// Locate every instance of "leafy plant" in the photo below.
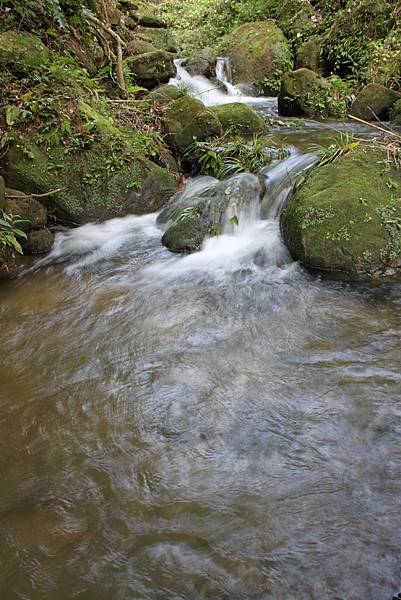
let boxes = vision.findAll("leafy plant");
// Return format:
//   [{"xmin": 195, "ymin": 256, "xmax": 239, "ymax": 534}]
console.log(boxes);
[{"xmin": 0, "ymin": 211, "xmax": 28, "ymax": 255}]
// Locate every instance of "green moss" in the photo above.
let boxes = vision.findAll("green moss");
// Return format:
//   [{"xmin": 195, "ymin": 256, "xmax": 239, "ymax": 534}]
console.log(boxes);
[
  {"xmin": 162, "ymin": 216, "xmax": 208, "ymax": 253},
  {"xmin": 0, "ymin": 30, "xmax": 49, "ymax": 75},
  {"xmin": 281, "ymin": 146, "xmax": 401, "ymax": 280},
  {"xmin": 6, "ymin": 191, "xmax": 47, "ymax": 232},
  {"xmin": 210, "ymin": 103, "xmax": 267, "ymax": 135},
  {"xmin": 350, "ymin": 84, "xmax": 401, "ymax": 121},
  {"xmin": 219, "ymin": 21, "xmax": 293, "ymax": 95},
  {"xmin": 164, "ymin": 96, "xmax": 222, "ymax": 154}
]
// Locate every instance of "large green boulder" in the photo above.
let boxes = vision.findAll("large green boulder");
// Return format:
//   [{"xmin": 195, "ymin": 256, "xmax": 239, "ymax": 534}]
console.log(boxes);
[
  {"xmin": 210, "ymin": 103, "xmax": 267, "ymax": 135},
  {"xmin": 281, "ymin": 146, "xmax": 401, "ymax": 281},
  {"xmin": 0, "ymin": 31, "xmax": 49, "ymax": 76},
  {"xmin": 296, "ymin": 37, "xmax": 325, "ymax": 75},
  {"xmin": 278, "ymin": 68, "xmax": 336, "ymax": 118},
  {"xmin": 164, "ymin": 96, "xmax": 222, "ymax": 154},
  {"xmin": 3, "ymin": 140, "xmax": 176, "ymax": 223},
  {"xmin": 5, "ymin": 189, "xmax": 47, "ymax": 232},
  {"xmin": 159, "ymin": 173, "xmax": 262, "ymax": 253},
  {"xmin": 124, "ymin": 50, "xmax": 175, "ymax": 87},
  {"xmin": 278, "ymin": 0, "xmax": 315, "ymax": 44},
  {"xmin": 185, "ymin": 48, "xmax": 216, "ymax": 77},
  {"xmin": 126, "ymin": 39, "xmax": 157, "ymax": 56},
  {"xmin": 390, "ymin": 99, "xmax": 401, "ymax": 125},
  {"xmin": 137, "ymin": 27, "xmax": 176, "ymax": 53},
  {"xmin": 218, "ymin": 21, "xmax": 293, "ymax": 95},
  {"xmin": 350, "ymin": 84, "xmax": 401, "ymax": 121}
]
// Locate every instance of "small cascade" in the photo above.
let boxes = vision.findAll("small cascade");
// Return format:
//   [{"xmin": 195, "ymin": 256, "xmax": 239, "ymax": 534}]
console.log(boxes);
[
  {"xmin": 215, "ymin": 57, "xmax": 241, "ymax": 97},
  {"xmin": 169, "ymin": 58, "xmax": 278, "ymax": 113}
]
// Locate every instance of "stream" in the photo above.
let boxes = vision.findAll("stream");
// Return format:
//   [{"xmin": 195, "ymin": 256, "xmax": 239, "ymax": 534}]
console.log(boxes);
[{"xmin": 1, "ymin": 64, "xmax": 401, "ymax": 600}]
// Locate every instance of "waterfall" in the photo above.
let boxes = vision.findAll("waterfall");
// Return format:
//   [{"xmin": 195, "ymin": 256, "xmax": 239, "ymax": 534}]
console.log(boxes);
[
  {"xmin": 215, "ymin": 57, "xmax": 241, "ymax": 97},
  {"xmin": 169, "ymin": 58, "xmax": 278, "ymax": 114}
]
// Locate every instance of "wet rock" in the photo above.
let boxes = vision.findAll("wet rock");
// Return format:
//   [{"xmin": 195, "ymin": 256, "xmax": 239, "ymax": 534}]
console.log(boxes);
[
  {"xmin": 124, "ymin": 50, "xmax": 176, "ymax": 87},
  {"xmin": 22, "ymin": 229, "xmax": 54, "ymax": 255},
  {"xmin": 0, "ymin": 30, "xmax": 49, "ymax": 76},
  {"xmin": 163, "ymin": 96, "xmax": 222, "ymax": 154},
  {"xmin": 219, "ymin": 21, "xmax": 292, "ymax": 95},
  {"xmin": 185, "ymin": 48, "xmax": 216, "ymax": 77},
  {"xmin": 350, "ymin": 84, "xmax": 401, "ymax": 121},
  {"xmin": 281, "ymin": 146, "xmax": 401, "ymax": 281},
  {"xmin": 159, "ymin": 173, "xmax": 262, "ymax": 253},
  {"xmin": 210, "ymin": 103, "xmax": 267, "ymax": 135},
  {"xmin": 296, "ymin": 37, "xmax": 325, "ymax": 75}
]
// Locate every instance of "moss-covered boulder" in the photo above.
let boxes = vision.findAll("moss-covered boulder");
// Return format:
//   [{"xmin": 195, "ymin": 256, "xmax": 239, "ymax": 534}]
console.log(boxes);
[
  {"xmin": 5, "ymin": 189, "xmax": 47, "ymax": 232},
  {"xmin": 278, "ymin": 68, "xmax": 332, "ymax": 118},
  {"xmin": 164, "ymin": 96, "xmax": 222, "ymax": 154},
  {"xmin": 136, "ymin": 14, "xmax": 167, "ymax": 28},
  {"xmin": 149, "ymin": 84, "xmax": 185, "ymax": 104},
  {"xmin": 0, "ymin": 31, "xmax": 49, "ymax": 76},
  {"xmin": 159, "ymin": 173, "xmax": 262, "ymax": 253},
  {"xmin": 219, "ymin": 21, "xmax": 292, "ymax": 95},
  {"xmin": 3, "ymin": 139, "xmax": 176, "ymax": 223},
  {"xmin": 281, "ymin": 146, "xmax": 401, "ymax": 281},
  {"xmin": 210, "ymin": 103, "xmax": 267, "ymax": 135},
  {"xmin": 296, "ymin": 37, "xmax": 325, "ymax": 75},
  {"xmin": 278, "ymin": 0, "xmax": 315, "ymax": 44},
  {"xmin": 137, "ymin": 27, "xmax": 176, "ymax": 53},
  {"xmin": 390, "ymin": 99, "xmax": 401, "ymax": 125},
  {"xmin": 124, "ymin": 50, "xmax": 175, "ymax": 87},
  {"xmin": 350, "ymin": 84, "xmax": 401, "ymax": 121},
  {"xmin": 22, "ymin": 229, "xmax": 54, "ymax": 255}
]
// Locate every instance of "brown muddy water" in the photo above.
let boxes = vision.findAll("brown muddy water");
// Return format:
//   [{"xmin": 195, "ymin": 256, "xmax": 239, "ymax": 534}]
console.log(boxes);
[{"xmin": 0, "ymin": 122, "xmax": 401, "ymax": 600}]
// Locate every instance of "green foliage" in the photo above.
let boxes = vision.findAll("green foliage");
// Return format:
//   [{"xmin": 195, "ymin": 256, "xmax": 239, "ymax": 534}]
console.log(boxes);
[
  {"xmin": 0, "ymin": 210, "xmax": 28, "ymax": 255},
  {"xmin": 184, "ymin": 135, "xmax": 288, "ymax": 178}
]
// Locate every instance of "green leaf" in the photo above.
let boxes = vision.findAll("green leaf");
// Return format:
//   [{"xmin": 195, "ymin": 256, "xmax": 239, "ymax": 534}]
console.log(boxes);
[
  {"xmin": 11, "ymin": 238, "xmax": 23, "ymax": 254},
  {"xmin": 5, "ymin": 106, "xmax": 21, "ymax": 127},
  {"xmin": 229, "ymin": 215, "xmax": 239, "ymax": 227}
]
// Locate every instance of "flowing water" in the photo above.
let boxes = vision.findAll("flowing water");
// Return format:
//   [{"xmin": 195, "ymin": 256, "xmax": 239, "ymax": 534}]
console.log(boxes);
[{"xmin": 1, "ymin": 69, "xmax": 401, "ymax": 600}]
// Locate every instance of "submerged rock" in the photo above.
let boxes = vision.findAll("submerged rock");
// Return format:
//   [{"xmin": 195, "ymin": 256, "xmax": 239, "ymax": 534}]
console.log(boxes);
[
  {"xmin": 219, "ymin": 21, "xmax": 292, "ymax": 95},
  {"xmin": 210, "ymin": 103, "xmax": 267, "ymax": 135},
  {"xmin": 350, "ymin": 84, "xmax": 401, "ymax": 121},
  {"xmin": 163, "ymin": 96, "xmax": 222, "ymax": 154},
  {"xmin": 281, "ymin": 146, "xmax": 401, "ymax": 281},
  {"xmin": 124, "ymin": 50, "xmax": 175, "ymax": 87},
  {"xmin": 0, "ymin": 31, "xmax": 49, "ymax": 76},
  {"xmin": 159, "ymin": 173, "xmax": 262, "ymax": 253}
]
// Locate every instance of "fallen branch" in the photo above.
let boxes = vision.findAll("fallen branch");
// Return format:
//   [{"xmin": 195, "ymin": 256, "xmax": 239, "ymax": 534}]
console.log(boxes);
[
  {"xmin": 348, "ymin": 114, "xmax": 401, "ymax": 139},
  {"xmin": 5, "ymin": 188, "xmax": 65, "ymax": 200}
]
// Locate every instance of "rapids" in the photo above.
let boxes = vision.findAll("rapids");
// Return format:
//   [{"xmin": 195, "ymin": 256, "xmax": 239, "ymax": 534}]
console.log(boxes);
[{"xmin": 1, "ymin": 80, "xmax": 401, "ymax": 600}]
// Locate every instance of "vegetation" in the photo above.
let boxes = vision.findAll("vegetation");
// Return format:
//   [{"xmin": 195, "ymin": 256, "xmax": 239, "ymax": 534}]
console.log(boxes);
[{"xmin": 0, "ymin": 210, "xmax": 27, "ymax": 255}]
